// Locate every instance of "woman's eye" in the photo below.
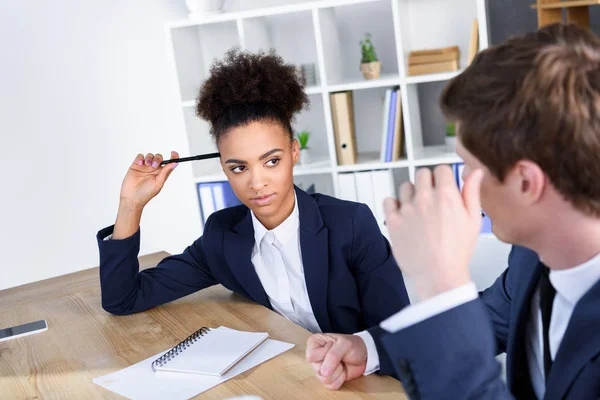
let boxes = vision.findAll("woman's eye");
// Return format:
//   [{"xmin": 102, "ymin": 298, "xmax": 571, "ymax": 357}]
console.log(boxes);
[
  {"xmin": 266, "ymin": 158, "xmax": 280, "ymax": 167},
  {"xmin": 231, "ymin": 165, "xmax": 246, "ymax": 173}
]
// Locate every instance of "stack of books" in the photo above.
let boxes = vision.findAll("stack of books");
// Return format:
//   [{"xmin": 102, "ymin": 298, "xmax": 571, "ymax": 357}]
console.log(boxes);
[{"xmin": 408, "ymin": 46, "xmax": 459, "ymax": 76}]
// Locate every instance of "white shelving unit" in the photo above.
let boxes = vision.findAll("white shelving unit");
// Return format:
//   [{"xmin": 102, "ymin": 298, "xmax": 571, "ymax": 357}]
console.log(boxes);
[{"xmin": 165, "ymin": 0, "xmax": 490, "ymax": 205}]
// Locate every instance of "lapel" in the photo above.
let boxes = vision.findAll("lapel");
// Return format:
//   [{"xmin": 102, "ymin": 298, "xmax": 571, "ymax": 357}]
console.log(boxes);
[
  {"xmin": 507, "ymin": 257, "xmax": 544, "ymax": 397},
  {"xmin": 295, "ymin": 187, "xmax": 333, "ymax": 333},
  {"xmin": 223, "ymin": 209, "xmax": 271, "ymax": 309},
  {"xmin": 545, "ymin": 278, "xmax": 600, "ymax": 399}
]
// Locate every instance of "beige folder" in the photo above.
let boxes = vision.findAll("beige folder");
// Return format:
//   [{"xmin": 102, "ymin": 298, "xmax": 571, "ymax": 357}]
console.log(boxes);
[{"xmin": 330, "ymin": 91, "xmax": 358, "ymax": 165}]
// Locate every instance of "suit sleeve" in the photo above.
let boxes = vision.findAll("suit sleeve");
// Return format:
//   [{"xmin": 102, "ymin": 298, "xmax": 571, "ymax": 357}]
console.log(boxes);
[
  {"xmin": 478, "ymin": 246, "xmax": 515, "ymax": 354},
  {"xmin": 96, "ymin": 216, "xmax": 218, "ymax": 315},
  {"xmin": 348, "ymin": 204, "xmax": 411, "ymax": 377},
  {"xmin": 380, "ymin": 299, "xmax": 514, "ymax": 400}
]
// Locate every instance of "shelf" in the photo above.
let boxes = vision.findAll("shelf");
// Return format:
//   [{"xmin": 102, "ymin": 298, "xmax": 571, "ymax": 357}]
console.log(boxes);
[
  {"xmin": 336, "ymin": 158, "xmax": 410, "ymax": 172},
  {"xmin": 336, "ymin": 151, "xmax": 409, "ymax": 172},
  {"xmin": 531, "ymin": 0, "xmax": 600, "ymax": 9},
  {"xmin": 166, "ymin": 0, "xmax": 381, "ymax": 28},
  {"xmin": 319, "ymin": 0, "xmax": 398, "ymax": 86},
  {"xmin": 404, "ymin": 69, "xmax": 464, "ymax": 85},
  {"xmin": 170, "ymin": 21, "xmax": 239, "ymax": 102},
  {"xmin": 305, "ymin": 85, "xmax": 322, "ymax": 95},
  {"xmin": 412, "ymin": 145, "xmax": 463, "ymax": 167},
  {"xmin": 293, "ymin": 158, "xmax": 332, "ymax": 176},
  {"xmin": 327, "ymin": 74, "xmax": 401, "ymax": 93}
]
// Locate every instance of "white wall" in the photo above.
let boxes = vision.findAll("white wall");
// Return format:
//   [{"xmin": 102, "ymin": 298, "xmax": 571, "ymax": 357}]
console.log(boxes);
[{"xmin": 0, "ymin": 1, "xmax": 203, "ymax": 291}]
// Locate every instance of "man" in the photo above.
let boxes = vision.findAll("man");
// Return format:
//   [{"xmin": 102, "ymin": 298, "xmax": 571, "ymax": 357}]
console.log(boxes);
[{"xmin": 305, "ymin": 23, "xmax": 600, "ymax": 399}]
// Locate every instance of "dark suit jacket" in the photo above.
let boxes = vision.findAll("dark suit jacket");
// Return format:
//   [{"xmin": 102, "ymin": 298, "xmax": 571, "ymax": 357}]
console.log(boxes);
[
  {"xmin": 379, "ymin": 246, "xmax": 600, "ymax": 399},
  {"xmin": 96, "ymin": 186, "xmax": 411, "ymax": 377}
]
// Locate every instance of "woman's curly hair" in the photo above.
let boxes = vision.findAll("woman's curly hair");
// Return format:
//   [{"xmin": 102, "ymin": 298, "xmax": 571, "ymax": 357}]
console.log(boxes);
[{"xmin": 195, "ymin": 47, "xmax": 310, "ymax": 144}]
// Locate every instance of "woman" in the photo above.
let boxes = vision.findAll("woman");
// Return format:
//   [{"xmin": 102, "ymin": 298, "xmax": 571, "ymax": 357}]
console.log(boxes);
[{"xmin": 97, "ymin": 48, "xmax": 409, "ymax": 379}]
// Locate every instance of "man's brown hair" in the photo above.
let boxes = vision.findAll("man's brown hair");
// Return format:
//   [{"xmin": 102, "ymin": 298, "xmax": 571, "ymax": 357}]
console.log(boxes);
[{"xmin": 440, "ymin": 23, "xmax": 600, "ymax": 216}]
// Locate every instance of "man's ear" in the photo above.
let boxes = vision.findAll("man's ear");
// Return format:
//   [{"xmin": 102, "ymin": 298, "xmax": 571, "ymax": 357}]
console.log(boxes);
[{"xmin": 512, "ymin": 160, "xmax": 546, "ymax": 206}]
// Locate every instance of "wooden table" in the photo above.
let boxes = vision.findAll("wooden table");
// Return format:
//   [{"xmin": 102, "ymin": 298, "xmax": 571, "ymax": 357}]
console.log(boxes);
[{"xmin": 0, "ymin": 252, "xmax": 406, "ymax": 399}]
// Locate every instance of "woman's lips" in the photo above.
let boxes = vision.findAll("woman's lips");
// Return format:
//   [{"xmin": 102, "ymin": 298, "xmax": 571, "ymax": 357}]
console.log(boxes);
[{"xmin": 251, "ymin": 193, "xmax": 275, "ymax": 206}]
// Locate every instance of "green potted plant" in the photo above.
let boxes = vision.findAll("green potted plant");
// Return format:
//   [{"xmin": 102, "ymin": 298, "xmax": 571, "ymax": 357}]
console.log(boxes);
[
  {"xmin": 445, "ymin": 122, "xmax": 457, "ymax": 152},
  {"xmin": 297, "ymin": 130, "xmax": 311, "ymax": 165},
  {"xmin": 360, "ymin": 33, "xmax": 381, "ymax": 80}
]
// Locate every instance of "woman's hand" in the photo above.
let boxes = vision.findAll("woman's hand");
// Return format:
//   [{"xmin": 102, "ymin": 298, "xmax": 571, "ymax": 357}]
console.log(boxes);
[
  {"xmin": 111, "ymin": 151, "xmax": 179, "ymax": 240},
  {"xmin": 119, "ymin": 151, "xmax": 179, "ymax": 209}
]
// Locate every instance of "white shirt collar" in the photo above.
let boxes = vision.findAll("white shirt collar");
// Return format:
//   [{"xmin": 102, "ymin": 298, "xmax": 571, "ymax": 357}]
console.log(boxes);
[
  {"xmin": 251, "ymin": 191, "xmax": 299, "ymax": 247},
  {"xmin": 549, "ymin": 251, "xmax": 600, "ymax": 306}
]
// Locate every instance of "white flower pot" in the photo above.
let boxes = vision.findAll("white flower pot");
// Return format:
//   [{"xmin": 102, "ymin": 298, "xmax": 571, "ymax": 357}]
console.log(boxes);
[
  {"xmin": 299, "ymin": 148, "xmax": 310, "ymax": 166},
  {"xmin": 186, "ymin": 0, "xmax": 224, "ymax": 15},
  {"xmin": 445, "ymin": 136, "xmax": 457, "ymax": 152}
]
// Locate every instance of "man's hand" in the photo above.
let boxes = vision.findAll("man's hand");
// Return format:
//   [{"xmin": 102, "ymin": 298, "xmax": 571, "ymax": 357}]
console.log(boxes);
[
  {"xmin": 384, "ymin": 165, "xmax": 484, "ymax": 301},
  {"xmin": 305, "ymin": 333, "xmax": 367, "ymax": 390}
]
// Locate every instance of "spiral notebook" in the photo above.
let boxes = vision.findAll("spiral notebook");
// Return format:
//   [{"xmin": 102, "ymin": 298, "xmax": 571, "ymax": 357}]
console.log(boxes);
[
  {"xmin": 93, "ymin": 326, "xmax": 294, "ymax": 400},
  {"xmin": 150, "ymin": 326, "xmax": 269, "ymax": 376}
]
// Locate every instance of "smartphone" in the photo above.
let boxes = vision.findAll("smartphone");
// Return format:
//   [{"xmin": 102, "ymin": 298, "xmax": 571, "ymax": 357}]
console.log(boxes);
[{"xmin": 0, "ymin": 320, "xmax": 48, "ymax": 343}]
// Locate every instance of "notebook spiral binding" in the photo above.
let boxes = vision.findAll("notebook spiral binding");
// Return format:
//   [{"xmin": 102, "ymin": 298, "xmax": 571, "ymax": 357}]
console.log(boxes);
[{"xmin": 151, "ymin": 326, "xmax": 211, "ymax": 372}]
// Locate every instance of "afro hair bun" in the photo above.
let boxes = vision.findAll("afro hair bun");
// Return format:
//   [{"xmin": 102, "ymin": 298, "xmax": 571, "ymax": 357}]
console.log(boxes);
[{"xmin": 195, "ymin": 47, "xmax": 310, "ymax": 132}]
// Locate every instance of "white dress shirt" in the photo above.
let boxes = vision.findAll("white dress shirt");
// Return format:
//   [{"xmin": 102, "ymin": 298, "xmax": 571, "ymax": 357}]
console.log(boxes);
[
  {"xmin": 375, "ymin": 252, "xmax": 600, "ymax": 399},
  {"xmin": 250, "ymin": 193, "xmax": 379, "ymax": 375}
]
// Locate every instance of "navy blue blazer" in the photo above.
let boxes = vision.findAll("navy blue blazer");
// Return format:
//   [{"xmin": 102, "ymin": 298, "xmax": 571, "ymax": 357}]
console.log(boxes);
[
  {"xmin": 97, "ymin": 186, "xmax": 410, "ymax": 377},
  {"xmin": 379, "ymin": 246, "xmax": 600, "ymax": 399}
]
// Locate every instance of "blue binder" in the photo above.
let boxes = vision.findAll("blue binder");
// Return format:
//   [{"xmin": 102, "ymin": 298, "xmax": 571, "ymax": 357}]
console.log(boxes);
[
  {"xmin": 196, "ymin": 181, "xmax": 242, "ymax": 223},
  {"xmin": 452, "ymin": 162, "xmax": 492, "ymax": 234}
]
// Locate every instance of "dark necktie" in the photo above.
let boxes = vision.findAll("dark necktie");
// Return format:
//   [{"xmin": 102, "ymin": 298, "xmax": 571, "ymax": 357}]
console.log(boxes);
[{"xmin": 539, "ymin": 266, "xmax": 557, "ymax": 381}]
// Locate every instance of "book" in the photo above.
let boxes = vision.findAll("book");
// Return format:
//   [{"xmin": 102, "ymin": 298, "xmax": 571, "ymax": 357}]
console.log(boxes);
[
  {"xmin": 93, "ymin": 326, "xmax": 294, "ymax": 400},
  {"xmin": 385, "ymin": 90, "xmax": 398, "ymax": 162},
  {"xmin": 407, "ymin": 46, "xmax": 460, "ymax": 76},
  {"xmin": 151, "ymin": 326, "xmax": 269, "ymax": 376},
  {"xmin": 391, "ymin": 89, "xmax": 404, "ymax": 161},
  {"xmin": 379, "ymin": 89, "xmax": 392, "ymax": 162},
  {"xmin": 409, "ymin": 51, "xmax": 459, "ymax": 65},
  {"xmin": 409, "ymin": 45, "xmax": 459, "ymax": 57},
  {"xmin": 408, "ymin": 60, "xmax": 459, "ymax": 76}
]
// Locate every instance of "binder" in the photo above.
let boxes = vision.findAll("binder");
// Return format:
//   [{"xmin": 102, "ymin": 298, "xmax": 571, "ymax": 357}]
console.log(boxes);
[
  {"xmin": 198, "ymin": 184, "xmax": 216, "ymax": 223},
  {"xmin": 371, "ymin": 170, "xmax": 395, "ymax": 238},
  {"xmin": 197, "ymin": 181, "xmax": 242, "ymax": 223},
  {"xmin": 330, "ymin": 91, "xmax": 358, "ymax": 165},
  {"xmin": 338, "ymin": 173, "xmax": 358, "ymax": 202},
  {"xmin": 452, "ymin": 162, "xmax": 492, "ymax": 234},
  {"xmin": 354, "ymin": 171, "xmax": 376, "ymax": 218}
]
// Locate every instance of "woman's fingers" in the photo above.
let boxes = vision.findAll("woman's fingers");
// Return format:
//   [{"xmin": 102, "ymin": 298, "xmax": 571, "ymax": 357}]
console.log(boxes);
[
  {"xmin": 152, "ymin": 153, "xmax": 163, "ymax": 168},
  {"xmin": 133, "ymin": 154, "xmax": 144, "ymax": 166},
  {"xmin": 144, "ymin": 153, "xmax": 154, "ymax": 166},
  {"xmin": 134, "ymin": 151, "xmax": 178, "ymax": 170}
]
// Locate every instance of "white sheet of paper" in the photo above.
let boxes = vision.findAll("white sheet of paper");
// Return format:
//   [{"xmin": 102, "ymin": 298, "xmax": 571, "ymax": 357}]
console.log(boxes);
[{"xmin": 93, "ymin": 338, "xmax": 294, "ymax": 400}]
